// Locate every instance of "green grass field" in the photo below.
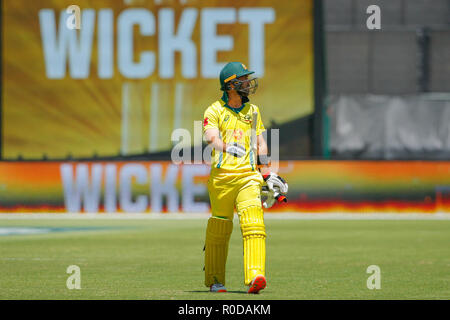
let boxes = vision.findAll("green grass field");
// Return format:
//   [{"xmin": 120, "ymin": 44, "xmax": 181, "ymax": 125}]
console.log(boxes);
[{"xmin": 0, "ymin": 217, "xmax": 449, "ymax": 300}]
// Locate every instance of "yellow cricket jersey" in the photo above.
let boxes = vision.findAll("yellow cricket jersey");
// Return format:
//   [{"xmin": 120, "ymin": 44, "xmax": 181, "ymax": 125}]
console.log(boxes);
[{"xmin": 203, "ymin": 98, "xmax": 265, "ymax": 172}]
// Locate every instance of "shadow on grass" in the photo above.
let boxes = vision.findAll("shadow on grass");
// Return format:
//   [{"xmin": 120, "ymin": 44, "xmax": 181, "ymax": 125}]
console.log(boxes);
[{"xmin": 185, "ymin": 290, "xmax": 248, "ymax": 294}]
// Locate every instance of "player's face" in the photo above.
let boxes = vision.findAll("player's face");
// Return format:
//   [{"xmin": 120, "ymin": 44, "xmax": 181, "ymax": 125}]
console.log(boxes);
[
  {"xmin": 238, "ymin": 75, "xmax": 249, "ymax": 88},
  {"xmin": 235, "ymin": 75, "xmax": 258, "ymax": 96}
]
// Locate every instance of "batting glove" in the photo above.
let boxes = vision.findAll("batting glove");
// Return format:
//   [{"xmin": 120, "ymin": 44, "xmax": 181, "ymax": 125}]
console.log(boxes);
[
  {"xmin": 262, "ymin": 172, "xmax": 288, "ymax": 195},
  {"xmin": 261, "ymin": 185, "xmax": 287, "ymax": 209}
]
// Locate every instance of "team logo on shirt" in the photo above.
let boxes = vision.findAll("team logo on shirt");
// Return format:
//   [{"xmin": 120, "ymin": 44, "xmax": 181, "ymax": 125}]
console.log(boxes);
[
  {"xmin": 233, "ymin": 129, "xmax": 243, "ymax": 141},
  {"xmin": 224, "ymin": 115, "xmax": 230, "ymax": 122},
  {"xmin": 244, "ymin": 114, "xmax": 252, "ymax": 123}
]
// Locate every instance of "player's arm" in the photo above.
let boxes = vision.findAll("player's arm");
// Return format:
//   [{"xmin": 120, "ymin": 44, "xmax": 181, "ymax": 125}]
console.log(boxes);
[
  {"xmin": 256, "ymin": 133, "xmax": 288, "ymax": 208},
  {"xmin": 204, "ymin": 128, "xmax": 226, "ymax": 152},
  {"xmin": 253, "ymin": 109, "xmax": 288, "ymax": 193},
  {"xmin": 257, "ymin": 133, "xmax": 270, "ymax": 176},
  {"xmin": 204, "ymin": 128, "xmax": 246, "ymax": 158},
  {"xmin": 256, "ymin": 134, "xmax": 286, "ymax": 186}
]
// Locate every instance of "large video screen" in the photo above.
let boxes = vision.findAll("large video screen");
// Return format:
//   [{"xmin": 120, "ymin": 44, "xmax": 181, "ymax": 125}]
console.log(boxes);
[{"xmin": 2, "ymin": 0, "xmax": 314, "ymax": 159}]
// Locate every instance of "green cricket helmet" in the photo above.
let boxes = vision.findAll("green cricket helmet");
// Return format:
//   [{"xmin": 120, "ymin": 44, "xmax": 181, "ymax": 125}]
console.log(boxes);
[{"xmin": 219, "ymin": 62, "xmax": 258, "ymax": 96}]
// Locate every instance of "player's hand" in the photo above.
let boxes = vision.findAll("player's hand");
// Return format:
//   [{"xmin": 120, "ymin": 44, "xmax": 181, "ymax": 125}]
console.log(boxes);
[
  {"xmin": 262, "ymin": 172, "xmax": 288, "ymax": 195},
  {"xmin": 261, "ymin": 185, "xmax": 287, "ymax": 208},
  {"xmin": 225, "ymin": 142, "xmax": 246, "ymax": 158}
]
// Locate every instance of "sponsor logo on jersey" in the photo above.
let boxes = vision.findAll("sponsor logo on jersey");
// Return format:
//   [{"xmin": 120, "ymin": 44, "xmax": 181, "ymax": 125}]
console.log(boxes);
[{"xmin": 233, "ymin": 129, "xmax": 243, "ymax": 141}]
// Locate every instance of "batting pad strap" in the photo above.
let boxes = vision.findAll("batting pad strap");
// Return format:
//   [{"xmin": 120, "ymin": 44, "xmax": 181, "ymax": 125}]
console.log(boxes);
[
  {"xmin": 239, "ymin": 206, "xmax": 266, "ymax": 238},
  {"xmin": 241, "ymin": 225, "xmax": 266, "ymax": 238},
  {"xmin": 236, "ymin": 198, "xmax": 262, "ymax": 213}
]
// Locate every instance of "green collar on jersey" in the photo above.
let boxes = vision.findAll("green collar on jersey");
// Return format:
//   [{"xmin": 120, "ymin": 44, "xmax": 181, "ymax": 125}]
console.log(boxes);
[{"xmin": 221, "ymin": 92, "xmax": 249, "ymax": 114}]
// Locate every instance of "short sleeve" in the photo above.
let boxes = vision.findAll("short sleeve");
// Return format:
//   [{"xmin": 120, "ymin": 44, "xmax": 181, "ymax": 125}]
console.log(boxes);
[
  {"xmin": 203, "ymin": 106, "xmax": 219, "ymax": 133},
  {"xmin": 256, "ymin": 107, "xmax": 266, "ymax": 136}
]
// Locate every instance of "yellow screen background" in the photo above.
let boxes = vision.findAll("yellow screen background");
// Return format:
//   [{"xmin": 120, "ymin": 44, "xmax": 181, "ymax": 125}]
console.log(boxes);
[{"xmin": 3, "ymin": 0, "xmax": 314, "ymax": 159}]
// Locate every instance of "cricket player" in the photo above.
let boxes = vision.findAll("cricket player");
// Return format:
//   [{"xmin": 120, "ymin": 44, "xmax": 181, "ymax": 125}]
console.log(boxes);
[{"xmin": 203, "ymin": 62, "xmax": 288, "ymax": 294}]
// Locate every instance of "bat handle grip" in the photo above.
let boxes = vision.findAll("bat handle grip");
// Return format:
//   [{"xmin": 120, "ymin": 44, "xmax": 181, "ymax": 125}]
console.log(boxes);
[{"xmin": 275, "ymin": 193, "xmax": 287, "ymax": 203}]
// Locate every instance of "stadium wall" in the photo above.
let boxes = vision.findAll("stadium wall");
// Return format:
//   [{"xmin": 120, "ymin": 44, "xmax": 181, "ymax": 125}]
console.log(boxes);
[
  {"xmin": 329, "ymin": 94, "xmax": 450, "ymax": 159},
  {"xmin": 1, "ymin": 161, "xmax": 449, "ymax": 214}
]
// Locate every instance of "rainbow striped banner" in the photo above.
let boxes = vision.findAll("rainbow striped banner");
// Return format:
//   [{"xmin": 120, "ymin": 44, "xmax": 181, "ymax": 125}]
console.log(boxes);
[{"xmin": 1, "ymin": 161, "xmax": 449, "ymax": 214}]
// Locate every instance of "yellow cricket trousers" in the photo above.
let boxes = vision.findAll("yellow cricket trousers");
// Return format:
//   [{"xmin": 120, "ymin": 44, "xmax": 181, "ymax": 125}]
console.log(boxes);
[{"xmin": 204, "ymin": 168, "xmax": 266, "ymax": 286}]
